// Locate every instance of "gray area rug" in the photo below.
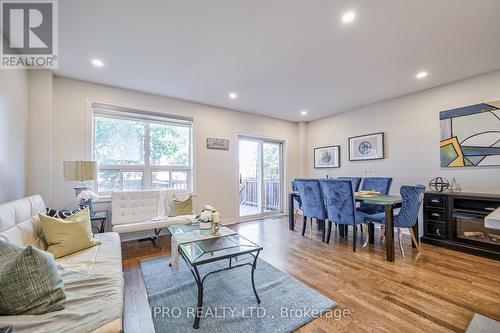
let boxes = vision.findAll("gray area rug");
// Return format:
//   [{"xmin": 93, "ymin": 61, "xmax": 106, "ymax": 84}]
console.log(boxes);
[
  {"xmin": 141, "ymin": 255, "xmax": 336, "ymax": 333},
  {"xmin": 466, "ymin": 313, "xmax": 500, "ymax": 333}
]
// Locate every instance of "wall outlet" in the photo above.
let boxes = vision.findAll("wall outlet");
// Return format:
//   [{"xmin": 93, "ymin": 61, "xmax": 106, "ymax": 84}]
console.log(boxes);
[{"xmin": 364, "ymin": 166, "xmax": 372, "ymax": 173}]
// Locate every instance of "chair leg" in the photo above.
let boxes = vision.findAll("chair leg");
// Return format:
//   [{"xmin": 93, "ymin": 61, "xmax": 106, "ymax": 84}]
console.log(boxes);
[
  {"xmin": 153, "ymin": 228, "xmax": 164, "ymax": 250},
  {"xmin": 362, "ymin": 223, "xmax": 369, "ymax": 247},
  {"xmin": 326, "ymin": 221, "xmax": 332, "ymax": 244},
  {"xmin": 352, "ymin": 226, "xmax": 357, "ymax": 252},
  {"xmin": 321, "ymin": 220, "xmax": 326, "ymax": 242},
  {"xmin": 301, "ymin": 216, "xmax": 307, "ymax": 236},
  {"xmin": 397, "ymin": 228, "xmax": 404, "ymax": 258},
  {"xmin": 380, "ymin": 225, "xmax": 386, "ymax": 241},
  {"xmin": 409, "ymin": 228, "xmax": 421, "ymax": 252}
]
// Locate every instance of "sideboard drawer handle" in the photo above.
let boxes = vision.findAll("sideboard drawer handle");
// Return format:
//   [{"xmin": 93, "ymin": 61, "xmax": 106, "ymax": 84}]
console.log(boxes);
[
  {"xmin": 431, "ymin": 199, "xmax": 440, "ymax": 203},
  {"xmin": 431, "ymin": 213, "xmax": 440, "ymax": 217},
  {"xmin": 485, "ymin": 207, "xmax": 496, "ymax": 212}
]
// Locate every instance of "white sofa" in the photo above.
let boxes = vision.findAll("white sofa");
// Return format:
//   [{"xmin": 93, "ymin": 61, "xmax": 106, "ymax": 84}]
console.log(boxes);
[
  {"xmin": 111, "ymin": 189, "xmax": 195, "ymax": 245},
  {"xmin": 0, "ymin": 195, "xmax": 123, "ymax": 333}
]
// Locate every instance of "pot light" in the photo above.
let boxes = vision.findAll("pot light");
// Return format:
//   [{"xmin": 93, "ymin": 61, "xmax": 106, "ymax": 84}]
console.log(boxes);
[
  {"xmin": 415, "ymin": 71, "xmax": 428, "ymax": 79},
  {"xmin": 300, "ymin": 110, "xmax": 308, "ymax": 116},
  {"xmin": 342, "ymin": 11, "xmax": 356, "ymax": 24},
  {"xmin": 91, "ymin": 59, "xmax": 104, "ymax": 67},
  {"xmin": 229, "ymin": 92, "xmax": 238, "ymax": 99}
]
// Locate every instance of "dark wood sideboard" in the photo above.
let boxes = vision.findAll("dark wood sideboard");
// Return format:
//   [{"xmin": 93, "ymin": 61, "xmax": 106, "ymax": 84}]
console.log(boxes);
[{"xmin": 422, "ymin": 191, "xmax": 500, "ymax": 260}]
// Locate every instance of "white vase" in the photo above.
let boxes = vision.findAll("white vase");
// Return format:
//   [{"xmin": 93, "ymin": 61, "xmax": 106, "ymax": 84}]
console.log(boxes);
[{"xmin": 199, "ymin": 221, "xmax": 212, "ymax": 236}]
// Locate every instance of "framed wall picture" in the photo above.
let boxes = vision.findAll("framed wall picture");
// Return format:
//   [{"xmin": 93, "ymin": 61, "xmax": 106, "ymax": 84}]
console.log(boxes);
[
  {"xmin": 348, "ymin": 132, "xmax": 384, "ymax": 161},
  {"xmin": 206, "ymin": 137, "xmax": 230, "ymax": 150},
  {"xmin": 314, "ymin": 145, "xmax": 340, "ymax": 168}
]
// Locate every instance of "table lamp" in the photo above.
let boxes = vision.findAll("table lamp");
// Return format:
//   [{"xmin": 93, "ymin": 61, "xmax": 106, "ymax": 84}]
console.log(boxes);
[{"xmin": 63, "ymin": 160, "xmax": 98, "ymax": 196}]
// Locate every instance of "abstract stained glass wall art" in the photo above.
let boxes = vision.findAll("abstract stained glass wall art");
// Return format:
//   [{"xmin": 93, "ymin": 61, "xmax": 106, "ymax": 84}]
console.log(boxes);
[{"xmin": 440, "ymin": 100, "xmax": 500, "ymax": 167}]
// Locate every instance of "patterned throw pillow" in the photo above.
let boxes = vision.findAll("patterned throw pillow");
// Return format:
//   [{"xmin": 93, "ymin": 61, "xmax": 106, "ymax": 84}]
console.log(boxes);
[
  {"xmin": 0, "ymin": 243, "xmax": 66, "ymax": 315},
  {"xmin": 46, "ymin": 208, "xmax": 80, "ymax": 219}
]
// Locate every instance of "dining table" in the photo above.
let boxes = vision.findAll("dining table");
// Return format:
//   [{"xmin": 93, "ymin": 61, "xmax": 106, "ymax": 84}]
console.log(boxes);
[{"xmin": 288, "ymin": 191, "xmax": 414, "ymax": 262}]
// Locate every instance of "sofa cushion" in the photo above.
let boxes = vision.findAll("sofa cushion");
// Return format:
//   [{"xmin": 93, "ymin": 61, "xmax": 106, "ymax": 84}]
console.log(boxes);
[
  {"xmin": 0, "ymin": 267, "xmax": 122, "ymax": 333},
  {"xmin": 0, "ymin": 245, "xmax": 66, "ymax": 315},
  {"xmin": 169, "ymin": 196, "xmax": 193, "ymax": 217},
  {"xmin": 56, "ymin": 232, "xmax": 123, "ymax": 277},
  {"xmin": 112, "ymin": 215, "xmax": 194, "ymax": 234},
  {"xmin": 39, "ymin": 208, "xmax": 99, "ymax": 259}
]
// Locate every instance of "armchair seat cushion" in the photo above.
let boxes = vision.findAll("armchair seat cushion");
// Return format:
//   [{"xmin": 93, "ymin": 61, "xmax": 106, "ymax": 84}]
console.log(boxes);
[{"xmin": 112, "ymin": 215, "xmax": 195, "ymax": 234}]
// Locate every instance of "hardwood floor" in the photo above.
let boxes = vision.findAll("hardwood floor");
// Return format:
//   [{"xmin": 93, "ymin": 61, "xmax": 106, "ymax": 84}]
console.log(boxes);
[{"xmin": 122, "ymin": 216, "xmax": 500, "ymax": 333}]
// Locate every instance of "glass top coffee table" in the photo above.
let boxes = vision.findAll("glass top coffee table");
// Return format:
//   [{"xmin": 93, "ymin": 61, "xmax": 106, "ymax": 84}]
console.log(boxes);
[{"xmin": 175, "ymin": 229, "xmax": 263, "ymax": 329}]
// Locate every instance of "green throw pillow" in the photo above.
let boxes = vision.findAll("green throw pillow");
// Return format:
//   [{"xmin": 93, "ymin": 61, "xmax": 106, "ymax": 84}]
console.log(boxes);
[
  {"xmin": 0, "ymin": 244, "xmax": 66, "ymax": 315},
  {"xmin": 169, "ymin": 196, "xmax": 193, "ymax": 217},
  {"xmin": 39, "ymin": 207, "xmax": 99, "ymax": 258}
]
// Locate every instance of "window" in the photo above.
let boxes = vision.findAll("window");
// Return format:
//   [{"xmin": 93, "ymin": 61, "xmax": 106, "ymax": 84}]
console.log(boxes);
[{"xmin": 92, "ymin": 105, "xmax": 193, "ymax": 195}]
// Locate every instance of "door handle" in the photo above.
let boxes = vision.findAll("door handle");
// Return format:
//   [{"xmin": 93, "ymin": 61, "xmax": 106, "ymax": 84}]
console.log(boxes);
[{"xmin": 436, "ymin": 228, "xmax": 441, "ymax": 236}]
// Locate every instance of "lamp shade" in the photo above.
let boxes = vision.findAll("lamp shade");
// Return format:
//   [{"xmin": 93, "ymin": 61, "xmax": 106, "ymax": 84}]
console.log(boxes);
[{"xmin": 63, "ymin": 161, "xmax": 98, "ymax": 181}]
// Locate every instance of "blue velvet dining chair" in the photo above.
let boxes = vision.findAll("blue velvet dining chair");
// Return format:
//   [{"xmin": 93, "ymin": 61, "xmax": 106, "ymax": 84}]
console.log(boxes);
[
  {"xmin": 319, "ymin": 179, "xmax": 369, "ymax": 251},
  {"xmin": 337, "ymin": 177, "xmax": 362, "ymax": 192},
  {"xmin": 357, "ymin": 177, "xmax": 393, "ymax": 214},
  {"xmin": 291, "ymin": 180, "xmax": 303, "ymax": 227},
  {"xmin": 294, "ymin": 179, "xmax": 327, "ymax": 241},
  {"xmin": 364, "ymin": 185, "xmax": 426, "ymax": 257}
]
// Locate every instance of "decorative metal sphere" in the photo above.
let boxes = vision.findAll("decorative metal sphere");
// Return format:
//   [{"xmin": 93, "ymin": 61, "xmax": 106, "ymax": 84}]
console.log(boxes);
[{"xmin": 429, "ymin": 177, "xmax": 449, "ymax": 193}]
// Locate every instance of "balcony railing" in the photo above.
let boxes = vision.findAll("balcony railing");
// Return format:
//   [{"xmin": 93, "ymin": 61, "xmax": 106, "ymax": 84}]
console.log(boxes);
[{"xmin": 239, "ymin": 179, "xmax": 281, "ymax": 211}]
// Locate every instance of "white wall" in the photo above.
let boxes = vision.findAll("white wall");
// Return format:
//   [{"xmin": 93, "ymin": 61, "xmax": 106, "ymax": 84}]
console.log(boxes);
[
  {"xmin": 0, "ymin": 70, "xmax": 28, "ymax": 203},
  {"xmin": 26, "ymin": 70, "xmax": 53, "ymax": 202},
  {"xmin": 306, "ymin": 70, "xmax": 500, "ymax": 194},
  {"xmin": 51, "ymin": 77, "xmax": 299, "ymax": 225}
]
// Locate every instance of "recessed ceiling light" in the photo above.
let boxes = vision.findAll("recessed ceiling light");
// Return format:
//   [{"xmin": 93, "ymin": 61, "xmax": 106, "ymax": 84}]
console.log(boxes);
[
  {"xmin": 342, "ymin": 11, "xmax": 356, "ymax": 24},
  {"xmin": 300, "ymin": 110, "xmax": 308, "ymax": 116},
  {"xmin": 229, "ymin": 92, "xmax": 238, "ymax": 99},
  {"xmin": 415, "ymin": 71, "xmax": 428, "ymax": 79},
  {"xmin": 92, "ymin": 59, "xmax": 104, "ymax": 67}
]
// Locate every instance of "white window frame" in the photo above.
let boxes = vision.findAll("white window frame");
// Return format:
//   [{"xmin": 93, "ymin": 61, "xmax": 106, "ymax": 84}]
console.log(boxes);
[{"xmin": 91, "ymin": 104, "xmax": 193, "ymax": 196}]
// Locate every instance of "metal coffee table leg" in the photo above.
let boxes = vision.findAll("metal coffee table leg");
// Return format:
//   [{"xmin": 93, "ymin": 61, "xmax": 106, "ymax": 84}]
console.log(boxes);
[{"xmin": 251, "ymin": 251, "xmax": 261, "ymax": 304}]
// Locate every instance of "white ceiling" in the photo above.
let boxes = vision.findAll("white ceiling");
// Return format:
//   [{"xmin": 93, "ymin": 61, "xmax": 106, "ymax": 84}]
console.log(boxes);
[{"xmin": 55, "ymin": 0, "xmax": 500, "ymax": 122}]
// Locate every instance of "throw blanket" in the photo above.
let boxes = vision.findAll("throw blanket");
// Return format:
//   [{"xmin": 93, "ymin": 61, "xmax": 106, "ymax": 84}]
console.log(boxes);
[{"xmin": 170, "ymin": 226, "xmax": 237, "ymax": 271}]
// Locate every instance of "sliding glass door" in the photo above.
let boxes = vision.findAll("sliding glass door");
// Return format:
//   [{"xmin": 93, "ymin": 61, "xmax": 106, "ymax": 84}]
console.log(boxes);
[{"xmin": 239, "ymin": 137, "xmax": 283, "ymax": 219}]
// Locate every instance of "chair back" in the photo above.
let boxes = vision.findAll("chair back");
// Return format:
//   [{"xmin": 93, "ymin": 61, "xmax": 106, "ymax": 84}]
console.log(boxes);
[
  {"xmin": 294, "ymin": 179, "xmax": 326, "ymax": 220},
  {"xmin": 291, "ymin": 180, "xmax": 302, "ymax": 206},
  {"xmin": 394, "ymin": 185, "xmax": 426, "ymax": 228},
  {"xmin": 359, "ymin": 177, "xmax": 393, "ymax": 214},
  {"xmin": 319, "ymin": 179, "xmax": 356, "ymax": 226},
  {"xmin": 337, "ymin": 177, "xmax": 362, "ymax": 192}
]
